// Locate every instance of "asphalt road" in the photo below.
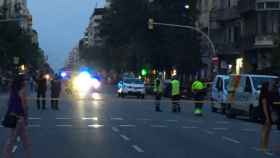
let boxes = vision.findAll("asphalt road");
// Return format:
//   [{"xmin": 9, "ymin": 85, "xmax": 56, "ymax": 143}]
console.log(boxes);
[{"xmin": 0, "ymin": 87, "xmax": 280, "ymax": 158}]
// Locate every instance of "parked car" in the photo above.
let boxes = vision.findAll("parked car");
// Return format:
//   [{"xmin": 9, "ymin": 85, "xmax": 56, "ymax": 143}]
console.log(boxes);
[
  {"xmin": 211, "ymin": 75, "xmax": 230, "ymax": 113},
  {"xmin": 225, "ymin": 74, "xmax": 278, "ymax": 120},
  {"xmin": 117, "ymin": 78, "xmax": 145, "ymax": 98}
]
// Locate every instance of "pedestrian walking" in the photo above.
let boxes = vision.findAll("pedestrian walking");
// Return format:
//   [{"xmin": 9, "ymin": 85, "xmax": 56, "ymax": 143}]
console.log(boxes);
[
  {"xmin": 51, "ymin": 74, "xmax": 62, "ymax": 110},
  {"xmin": 154, "ymin": 77, "xmax": 163, "ymax": 112},
  {"xmin": 2, "ymin": 75, "xmax": 32, "ymax": 158},
  {"xmin": 171, "ymin": 77, "xmax": 181, "ymax": 113},
  {"xmin": 191, "ymin": 79, "xmax": 207, "ymax": 116},
  {"xmin": 271, "ymin": 80, "xmax": 280, "ymax": 130},
  {"xmin": 34, "ymin": 72, "xmax": 47, "ymax": 110},
  {"xmin": 259, "ymin": 82, "xmax": 273, "ymax": 152}
]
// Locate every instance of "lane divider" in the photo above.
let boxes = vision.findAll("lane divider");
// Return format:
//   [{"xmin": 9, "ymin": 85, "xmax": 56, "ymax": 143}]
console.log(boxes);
[
  {"xmin": 132, "ymin": 145, "xmax": 144, "ymax": 153},
  {"xmin": 222, "ymin": 136, "xmax": 240, "ymax": 144}
]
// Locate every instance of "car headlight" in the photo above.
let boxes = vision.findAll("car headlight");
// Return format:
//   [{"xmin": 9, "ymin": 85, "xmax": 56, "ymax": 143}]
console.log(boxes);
[{"xmin": 92, "ymin": 78, "xmax": 101, "ymax": 89}]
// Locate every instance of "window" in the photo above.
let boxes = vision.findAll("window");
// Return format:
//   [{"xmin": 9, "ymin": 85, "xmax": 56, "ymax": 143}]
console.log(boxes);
[
  {"xmin": 257, "ymin": 2, "xmax": 265, "ymax": 10},
  {"xmin": 266, "ymin": 2, "xmax": 279, "ymax": 9},
  {"xmin": 245, "ymin": 77, "xmax": 252, "ymax": 92}
]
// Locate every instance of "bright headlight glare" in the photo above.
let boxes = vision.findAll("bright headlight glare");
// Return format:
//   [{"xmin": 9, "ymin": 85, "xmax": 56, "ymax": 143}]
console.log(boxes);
[
  {"xmin": 92, "ymin": 78, "xmax": 101, "ymax": 89},
  {"xmin": 73, "ymin": 72, "xmax": 93, "ymax": 92}
]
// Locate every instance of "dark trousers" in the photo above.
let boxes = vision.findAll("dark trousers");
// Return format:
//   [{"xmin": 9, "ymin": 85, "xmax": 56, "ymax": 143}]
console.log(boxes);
[
  {"xmin": 194, "ymin": 93, "xmax": 204, "ymax": 109},
  {"xmin": 37, "ymin": 91, "xmax": 46, "ymax": 109},
  {"xmin": 155, "ymin": 93, "xmax": 162, "ymax": 110},
  {"xmin": 51, "ymin": 93, "xmax": 60, "ymax": 110},
  {"xmin": 172, "ymin": 95, "xmax": 181, "ymax": 112}
]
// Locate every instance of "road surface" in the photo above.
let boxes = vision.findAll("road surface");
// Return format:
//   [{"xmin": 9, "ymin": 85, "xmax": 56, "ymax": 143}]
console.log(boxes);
[{"xmin": 0, "ymin": 87, "xmax": 279, "ymax": 158}]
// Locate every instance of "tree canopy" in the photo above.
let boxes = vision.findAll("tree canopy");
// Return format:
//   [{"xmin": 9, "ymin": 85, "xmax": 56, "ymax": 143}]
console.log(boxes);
[{"xmin": 80, "ymin": 0, "xmax": 201, "ymax": 75}]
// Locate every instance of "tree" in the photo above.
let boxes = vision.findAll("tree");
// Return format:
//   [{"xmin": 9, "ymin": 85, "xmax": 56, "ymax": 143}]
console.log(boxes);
[
  {"xmin": 0, "ymin": 22, "xmax": 45, "ymax": 73},
  {"xmin": 81, "ymin": 0, "xmax": 201, "ymax": 76}
]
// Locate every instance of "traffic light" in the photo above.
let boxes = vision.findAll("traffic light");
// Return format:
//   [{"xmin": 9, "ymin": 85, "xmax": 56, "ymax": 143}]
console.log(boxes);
[
  {"xmin": 148, "ymin": 18, "xmax": 154, "ymax": 30},
  {"xmin": 141, "ymin": 68, "xmax": 148, "ymax": 76}
]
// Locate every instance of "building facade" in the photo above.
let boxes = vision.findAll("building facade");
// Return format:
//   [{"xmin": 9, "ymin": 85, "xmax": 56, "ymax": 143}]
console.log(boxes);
[{"xmin": 197, "ymin": 0, "xmax": 280, "ymax": 75}]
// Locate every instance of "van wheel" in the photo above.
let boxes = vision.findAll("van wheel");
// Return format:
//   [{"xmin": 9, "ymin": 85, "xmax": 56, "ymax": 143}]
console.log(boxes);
[
  {"xmin": 225, "ymin": 104, "xmax": 236, "ymax": 119},
  {"xmin": 249, "ymin": 106, "xmax": 258, "ymax": 122}
]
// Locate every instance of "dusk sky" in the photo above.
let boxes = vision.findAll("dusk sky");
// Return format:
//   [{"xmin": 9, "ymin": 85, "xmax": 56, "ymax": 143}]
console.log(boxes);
[{"xmin": 28, "ymin": 0, "xmax": 104, "ymax": 71}]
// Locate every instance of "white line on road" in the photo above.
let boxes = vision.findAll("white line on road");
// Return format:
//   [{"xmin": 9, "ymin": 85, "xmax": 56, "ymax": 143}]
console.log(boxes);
[
  {"xmin": 112, "ymin": 127, "xmax": 119, "ymax": 133},
  {"xmin": 119, "ymin": 124, "xmax": 136, "ymax": 127},
  {"xmin": 204, "ymin": 130, "xmax": 215, "ymax": 135},
  {"xmin": 182, "ymin": 126, "xmax": 199, "ymax": 129},
  {"xmin": 166, "ymin": 120, "xmax": 178, "ymax": 122},
  {"xmin": 213, "ymin": 128, "xmax": 229, "ymax": 131},
  {"xmin": 120, "ymin": 134, "xmax": 130, "ymax": 141},
  {"xmin": 56, "ymin": 125, "xmax": 73, "ymax": 127},
  {"xmin": 222, "ymin": 136, "xmax": 240, "ymax": 144},
  {"xmin": 28, "ymin": 125, "xmax": 41, "ymax": 128},
  {"xmin": 132, "ymin": 145, "xmax": 144, "ymax": 153},
  {"xmin": 88, "ymin": 124, "xmax": 104, "ymax": 128},
  {"xmin": 136, "ymin": 118, "xmax": 152, "ymax": 121},
  {"xmin": 28, "ymin": 117, "xmax": 41, "ymax": 120},
  {"xmin": 12, "ymin": 146, "xmax": 18, "ymax": 153},
  {"xmin": 56, "ymin": 117, "xmax": 72, "ymax": 120},
  {"xmin": 216, "ymin": 121, "xmax": 229, "ymax": 124},
  {"xmin": 240, "ymin": 129, "xmax": 257, "ymax": 132},
  {"xmin": 151, "ymin": 125, "xmax": 168, "ymax": 128},
  {"xmin": 82, "ymin": 117, "xmax": 98, "ymax": 121},
  {"xmin": 111, "ymin": 118, "xmax": 124, "ymax": 121}
]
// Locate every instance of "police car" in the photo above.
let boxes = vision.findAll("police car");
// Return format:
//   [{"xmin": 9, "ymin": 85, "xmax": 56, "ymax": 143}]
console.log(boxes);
[{"xmin": 118, "ymin": 78, "xmax": 145, "ymax": 98}]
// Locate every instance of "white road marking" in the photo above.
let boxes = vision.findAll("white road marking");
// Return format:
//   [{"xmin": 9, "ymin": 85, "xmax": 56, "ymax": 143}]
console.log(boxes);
[
  {"xmin": 151, "ymin": 125, "xmax": 168, "ymax": 128},
  {"xmin": 28, "ymin": 117, "xmax": 41, "ymax": 120},
  {"xmin": 132, "ymin": 145, "xmax": 144, "ymax": 153},
  {"xmin": 240, "ymin": 129, "xmax": 257, "ymax": 132},
  {"xmin": 216, "ymin": 121, "xmax": 229, "ymax": 124},
  {"xmin": 56, "ymin": 117, "xmax": 72, "ymax": 120},
  {"xmin": 88, "ymin": 124, "xmax": 104, "ymax": 128},
  {"xmin": 137, "ymin": 118, "xmax": 152, "ymax": 121},
  {"xmin": 166, "ymin": 120, "xmax": 178, "ymax": 122},
  {"xmin": 182, "ymin": 126, "xmax": 199, "ymax": 129},
  {"xmin": 222, "ymin": 136, "xmax": 240, "ymax": 144},
  {"xmin": 204, "ymin": 130, "xmax": 215, "ymax": 135},
  {"xmin": 111, "ymin": 118, "xmax": 124, "ymax": 121},
  {"xmin": 119, "ymin": 124, "xmax": 136, "ymax": 127},
  {"xmin": 12, "ymin": 146, "xmax": 18, "ymax": 153},
  {"xmin": 213, "ymin": 128, "xmax": 229, "ymax": 131},
  {"xmin": 56, "ymin": 125, "xmax": 73, "ymax": 127},
  {"xmin": 112, "ymin": 127, "xmax": 119, "ymax": 133},
  {"xmin": 120, "ymin": 134, "xmax": 130, "ymax": 141},
  {"xmin": 28, "ymin": 125, "xmax": 41, "ymax": 128},
  {"xmin": 82, "ymin": 117, "xmax": 98, "ymax": 121}
]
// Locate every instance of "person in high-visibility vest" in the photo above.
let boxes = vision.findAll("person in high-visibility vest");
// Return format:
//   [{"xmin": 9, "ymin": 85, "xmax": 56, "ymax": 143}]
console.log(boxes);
[
  {"xmin": 171, "ymin": 77, "xmax": 181, "ymax": 112},
  {"xmin": 154, "ymin": 77, "xmax": 163, "ymax": 112},
  {"xmin": 192, "ymin": 79, "xmax": 207, "ymax": 116}
]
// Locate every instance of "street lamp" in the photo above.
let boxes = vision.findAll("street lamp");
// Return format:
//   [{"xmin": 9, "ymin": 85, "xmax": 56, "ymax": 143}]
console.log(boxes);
[{"xmin": 185, "ymin": 4, "xmax": 190, "ymax": 9}]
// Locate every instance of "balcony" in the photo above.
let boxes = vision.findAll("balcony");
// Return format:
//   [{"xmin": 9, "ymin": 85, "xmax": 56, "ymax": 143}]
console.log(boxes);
[
  {"xmin": 211, "ymin": 7, "xmax": 239, "ymax": 22},
  {"xmin": 238, "ymin": 0, "xmax": 256, "ymax": 14},
  {"xmin": 254, "ymin": 35, "xmax": 275, "ymax": 47}
]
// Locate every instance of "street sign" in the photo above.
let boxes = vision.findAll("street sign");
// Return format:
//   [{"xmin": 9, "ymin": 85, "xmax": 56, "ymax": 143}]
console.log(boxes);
[{"xmin": 212, "ymin": 57, "xmax": 219, "ymax": 65}]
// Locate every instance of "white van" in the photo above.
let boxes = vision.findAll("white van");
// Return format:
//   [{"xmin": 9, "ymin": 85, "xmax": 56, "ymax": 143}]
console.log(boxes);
[
  {"xmin": 211, "ymin": 75, "xmax": 230, "ymax": 113},
  {"xmin": 226, "ymin": 74, "xmax": 278, "ymax": 120}
]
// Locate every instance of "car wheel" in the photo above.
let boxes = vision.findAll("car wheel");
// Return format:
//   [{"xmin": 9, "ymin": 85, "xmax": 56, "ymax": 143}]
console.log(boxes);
[
  {"xmin": 225, "ymin": 104, "xmax": 236, "ymax": 119},
  {"xmin": 249, "ymin": 105, "xmax": 258, "ymax": 122}
]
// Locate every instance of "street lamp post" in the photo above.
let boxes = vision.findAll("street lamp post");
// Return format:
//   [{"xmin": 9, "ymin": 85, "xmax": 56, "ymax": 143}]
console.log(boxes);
[{"xmin": 148, "ymin": 20, "xmax": 217, "ymax": 75}]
